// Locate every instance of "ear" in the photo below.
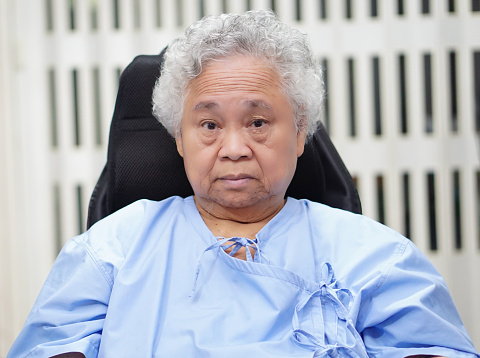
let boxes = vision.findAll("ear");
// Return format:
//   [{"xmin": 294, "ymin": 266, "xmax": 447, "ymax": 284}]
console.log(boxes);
[
  {"xmin": 175, "ymin": 131, "xmax": 184, "ymax": 158},
  {"xmin": 296, "ymin": 129, "xmax": 307, "ymax": 157}
]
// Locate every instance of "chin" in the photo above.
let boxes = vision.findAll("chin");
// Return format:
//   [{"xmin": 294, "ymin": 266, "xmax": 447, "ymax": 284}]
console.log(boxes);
[{"xmin": 208, "ymin": 191, "xmax": 274, "ymax": 210}]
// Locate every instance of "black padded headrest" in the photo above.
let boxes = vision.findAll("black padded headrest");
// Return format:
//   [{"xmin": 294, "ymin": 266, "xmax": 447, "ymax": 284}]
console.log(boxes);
[{"xmin": 86, "ymin": 49, "xmax": 361, "ymax": 229}]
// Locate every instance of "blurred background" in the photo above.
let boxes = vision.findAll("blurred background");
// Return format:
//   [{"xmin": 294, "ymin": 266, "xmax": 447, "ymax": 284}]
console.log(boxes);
[{"xmin": 1, "ymin": 0, "xmax": 479, "ymax": 355}]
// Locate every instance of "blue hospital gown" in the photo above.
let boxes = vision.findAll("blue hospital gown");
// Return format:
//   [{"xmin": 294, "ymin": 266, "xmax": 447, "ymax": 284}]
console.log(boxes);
[{"xmin": 8, "ymin": 196, "xmax": 480, "ymax": 357}]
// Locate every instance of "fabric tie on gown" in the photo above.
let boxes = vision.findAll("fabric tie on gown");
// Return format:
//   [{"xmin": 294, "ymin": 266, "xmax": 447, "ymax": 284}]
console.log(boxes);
[
  {"xmin": 292, "ymin": 263, "xmax": 368, "ymax": 358},
  {"xmin": 190, "ymin": 237, "xmax": 266, "ymax": 298},
  {"xmin": 190, "ymin": 239, "xmax": 368, "ymax": 357}
]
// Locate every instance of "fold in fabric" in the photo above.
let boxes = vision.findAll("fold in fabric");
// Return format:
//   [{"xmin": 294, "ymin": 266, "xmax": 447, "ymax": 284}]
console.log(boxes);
[
  {"xmin": 292, "ymin": 263, "xmax": 368, "ymax": 357},
  {"xmin": 190, "ymin": 236, "xmax": 265, "ymax": 298},
  {"xmin": 193, "ymin": 236, "xmax": 368, "ymax": 357}
]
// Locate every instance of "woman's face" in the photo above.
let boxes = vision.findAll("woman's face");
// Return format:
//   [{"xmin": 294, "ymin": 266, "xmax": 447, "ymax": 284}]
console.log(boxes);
[{"xmin": 176, "ymin": 55, "xmax": 306, "ymax": 218}]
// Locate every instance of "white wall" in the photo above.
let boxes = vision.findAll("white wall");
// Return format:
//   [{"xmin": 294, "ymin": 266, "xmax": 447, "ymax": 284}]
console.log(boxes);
[{"xmin": 1, "ymin": 0, "xmax": 479, "ymax": 355}]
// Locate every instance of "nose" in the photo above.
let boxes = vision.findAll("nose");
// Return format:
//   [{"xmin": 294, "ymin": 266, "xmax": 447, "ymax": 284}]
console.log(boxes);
[{"xmin": 218, "ymin": 129, "xmax": 253, "ymax": 161}]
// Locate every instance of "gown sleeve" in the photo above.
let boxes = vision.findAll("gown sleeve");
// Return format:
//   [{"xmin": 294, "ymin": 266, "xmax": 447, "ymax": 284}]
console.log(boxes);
[
  {"xmin": 358, "ymin": 239, "xmax": 479, "ymax": 358},
  {"xmin": 7, "ymin": 236, "xmax": 112, "ymax": 358}
]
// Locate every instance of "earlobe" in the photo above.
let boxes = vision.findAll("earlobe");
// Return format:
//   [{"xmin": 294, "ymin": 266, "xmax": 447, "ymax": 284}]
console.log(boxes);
[
  {"xmin": 175, "ymin": 134, "xmax": 184, "ymax": 158},
  {"xmin": 296, "ymin": 130, "xmax": 307, "ymax": 157}
]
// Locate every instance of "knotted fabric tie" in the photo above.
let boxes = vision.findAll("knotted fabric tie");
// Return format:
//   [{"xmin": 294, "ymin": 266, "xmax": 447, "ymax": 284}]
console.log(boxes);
[
  {"xmin": 292, "ymin": 263, "xmax": 368, "ymax": 358},
  {"xmin": 190, "ymin": 237, "xmax": 263, "ymax": 298}
]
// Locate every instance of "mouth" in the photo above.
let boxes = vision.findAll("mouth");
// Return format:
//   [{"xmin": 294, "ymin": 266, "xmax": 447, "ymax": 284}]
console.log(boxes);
[
  {"xmin": 219, "ymin": 174, "xmax": 253, "ymax": 180},
  {"xmin": 217, "ymin": 174, "xmax": 254, "ymax": 188}
]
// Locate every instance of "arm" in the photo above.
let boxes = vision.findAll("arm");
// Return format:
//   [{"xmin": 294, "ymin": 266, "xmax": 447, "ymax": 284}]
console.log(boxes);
[
  {"xmin": 358, "ymin": 239, "xmax": 478, "ymax": 358},
  {"xmin": 8, "ymin": 237, "xmax": 111, "ymax": 358}
]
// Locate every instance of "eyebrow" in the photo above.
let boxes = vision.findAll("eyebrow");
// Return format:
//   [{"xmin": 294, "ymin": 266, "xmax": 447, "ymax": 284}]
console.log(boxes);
[
  {"xmin": 193, "ymin": 102, "xmax": 219, "ymax": 110},
  {"xmin": 243, "ymin": 100, "xmax": 272, "ymax": 110},
  {"xmin": 193, "ymin": 100, "xmax": 272, "ymax": 111}
]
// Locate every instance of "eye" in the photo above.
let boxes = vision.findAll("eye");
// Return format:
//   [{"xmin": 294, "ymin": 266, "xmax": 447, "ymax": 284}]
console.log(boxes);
[
  {"xmin": 202, "ymin": 121, "xmax": 218, "ymax": 130},
  {"xmin": 251, "ymin": 119, "xmax": 266, "ymax": 128}
]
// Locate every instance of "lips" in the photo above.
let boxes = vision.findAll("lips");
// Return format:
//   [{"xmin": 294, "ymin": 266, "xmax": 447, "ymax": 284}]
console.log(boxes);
[
  {"xmin": 217, "ymin": 174, "xmax": 254, "ymax": 188},
  {"xmin": 219, "ymin": 174, "xmax": 253, "ymax": 180}
]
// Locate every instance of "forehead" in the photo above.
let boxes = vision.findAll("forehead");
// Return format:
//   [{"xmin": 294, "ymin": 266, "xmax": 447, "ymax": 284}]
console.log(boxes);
[{"xmin": 185, "ymin": 55, "xmax": 285, "ymax": 105}]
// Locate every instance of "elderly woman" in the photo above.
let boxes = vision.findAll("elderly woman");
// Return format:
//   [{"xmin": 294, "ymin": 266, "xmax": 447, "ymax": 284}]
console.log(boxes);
[{"xmin": 8, "ymin": 10, "xmax": 479, "ymax": 358}]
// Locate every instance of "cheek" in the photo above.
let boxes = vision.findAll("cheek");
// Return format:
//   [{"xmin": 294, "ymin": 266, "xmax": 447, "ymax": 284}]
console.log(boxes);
[
  {"xmin": 260, "ymin": 144, "xmax": 298, "ymax": 188},
  {"xmin": 182, "ymin": 144, "xmax": 217, "ymax": 189}
]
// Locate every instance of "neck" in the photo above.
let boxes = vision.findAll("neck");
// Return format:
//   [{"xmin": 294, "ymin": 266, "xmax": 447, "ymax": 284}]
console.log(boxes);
[{"xmin": 194, "ymin": 196, "xmax": 285, "ymax": 240}]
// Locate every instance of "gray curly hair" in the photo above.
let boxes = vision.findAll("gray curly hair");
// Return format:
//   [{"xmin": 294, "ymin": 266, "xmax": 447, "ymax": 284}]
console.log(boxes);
[{"xmin": 152, "ymin": 9, "xmax": 324, "ymax": 140}]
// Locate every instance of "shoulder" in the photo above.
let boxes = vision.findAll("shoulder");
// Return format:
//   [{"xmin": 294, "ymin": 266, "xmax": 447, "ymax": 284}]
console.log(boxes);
[
  {"xmin": 289, "ymin": 197, "xmax": 442, "ymax": 281},
  {"xmin": 85, "ymin": 195, "xmax": 188, "ymax": 239},
  {"xmin": 288, "ymin": 198, "xmax": 414, "ymax": 289},
  {"xmin": 86, "ymin": 196, "xmax": 186, "ymax": 238},
  {"xmin": 292, "ymin": 198, "xmax": 407, "ymax": 250},
  {"xmin": 71, "ymin": 196, "xmax": 190, "ymax": 281}
]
